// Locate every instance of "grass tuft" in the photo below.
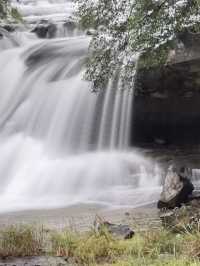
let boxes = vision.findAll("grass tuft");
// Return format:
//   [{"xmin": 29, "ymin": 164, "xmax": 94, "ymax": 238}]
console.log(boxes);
[
  {"xmin": 51, "ymin": 230, "xmax": 78, "ymax": 258},
  {"xmin": 0, "ymin": 225, "xmax": 44, "ymax": 257}
]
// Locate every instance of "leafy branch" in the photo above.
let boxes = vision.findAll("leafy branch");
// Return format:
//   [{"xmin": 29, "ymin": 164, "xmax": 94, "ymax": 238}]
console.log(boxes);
[{"xmin": 76, "ymin": 0, "xmax": 200, "ymax": 91}]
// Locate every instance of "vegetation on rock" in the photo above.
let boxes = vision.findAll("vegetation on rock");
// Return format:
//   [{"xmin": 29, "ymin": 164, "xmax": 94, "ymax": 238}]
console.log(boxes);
[
  {"xmin": 75, "ymin": 0, "xmax": 200, "ymax": 91},
  {"xmin": 0, "ymin": 0, "xmax": 22, "ymax": 23}
]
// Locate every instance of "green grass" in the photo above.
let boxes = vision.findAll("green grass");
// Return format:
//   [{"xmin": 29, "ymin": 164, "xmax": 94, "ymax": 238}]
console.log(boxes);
[
  {"xmin": 48, "ymin": 226, "xmax": 200, "ymax": 265},
  {"xmin": 1, "ymin": 217, "xmax": 200, "ymax": 265}
]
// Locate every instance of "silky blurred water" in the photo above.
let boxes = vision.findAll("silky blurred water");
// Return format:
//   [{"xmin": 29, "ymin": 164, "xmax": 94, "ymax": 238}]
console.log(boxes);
[{"xmin": 0, "ymin": 0, "xmax": 162, "ymax": 213}]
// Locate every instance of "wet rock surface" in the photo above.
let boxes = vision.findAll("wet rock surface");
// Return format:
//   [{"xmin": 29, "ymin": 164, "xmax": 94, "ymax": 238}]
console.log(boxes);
[
  {"xmin": 95, "ymin": 218, "xmax": 135, "ymax": 239},
  {"xmin": 132, "ymin": 58, "xmax": 200, "ymax": 146},
  {"xmin": 32, "ymin": 21, "xmax": 57, "ymax": 38},
  {"xmin": 63, "ymin": 20, "xmax": 76, "ymax": 35},
  {"xmin": 131, "ymin": 32, "xmax": 200, "ymax": 147}
]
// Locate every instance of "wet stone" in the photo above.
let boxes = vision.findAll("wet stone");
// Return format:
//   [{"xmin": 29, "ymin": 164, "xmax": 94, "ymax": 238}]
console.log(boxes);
[{"xmin": 95, "ymin": 218, "xmax": 135, "ymax": 240}]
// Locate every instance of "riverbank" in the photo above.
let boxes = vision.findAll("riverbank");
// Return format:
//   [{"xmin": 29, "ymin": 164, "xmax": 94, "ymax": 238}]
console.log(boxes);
[
  {"xmin": 0, "ymin": 203, "xmax": 159, "ymax": 265},
  {"xmin": 0, "ymin": 204, "xmax": 200, "ymax": 266},
  {"xmin": 0, "ymin": 203, "xmax": 159, "ymax": 232}
]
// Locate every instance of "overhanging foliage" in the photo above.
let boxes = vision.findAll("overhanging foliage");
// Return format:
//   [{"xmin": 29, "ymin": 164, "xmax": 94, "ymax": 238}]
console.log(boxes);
[
  {"xmin": 0, "ymin": 0, "xmax": 22, "ymax": 22},
  {"xmin": 76, "ymin": 0, "xmax": 200, "ymax": 90}
]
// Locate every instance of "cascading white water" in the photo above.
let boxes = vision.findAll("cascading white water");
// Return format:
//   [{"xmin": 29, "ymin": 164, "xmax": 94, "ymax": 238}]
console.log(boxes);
[
  {"xmin": 0, "ymin": 0, "xmax": 161, "ymax": 212},
  {"xmin": 12, "ymin": 0, "xmax": 74, "ymax": 23}
]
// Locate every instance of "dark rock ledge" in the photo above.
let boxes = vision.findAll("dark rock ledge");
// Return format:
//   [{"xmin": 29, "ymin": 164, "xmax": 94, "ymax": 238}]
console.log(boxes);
[{"xmin": 131, "ymin": 32, "xmax": 200, "ymax": 147}]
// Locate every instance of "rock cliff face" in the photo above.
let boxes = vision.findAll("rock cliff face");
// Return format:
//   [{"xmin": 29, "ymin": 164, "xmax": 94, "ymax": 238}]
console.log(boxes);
[{"xmin": 131, "ymin": 32, "xmax": 200, "ymax": 146}]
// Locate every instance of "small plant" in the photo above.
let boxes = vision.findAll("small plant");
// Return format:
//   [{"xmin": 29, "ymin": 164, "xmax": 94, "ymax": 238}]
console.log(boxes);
[
  {"xmin": 51, "ymin": 230, "xmax": 77, "ymax": 258},
  {"xmin": 0, "ymin": 225, "xmax": 44, "ymax": 257},
  {"xmin": 74, "ymin": 233, "xmax": 116, "ymax": 265},
  {"xmin": 10, "ymin": 8, "xmax": 23, "ymax": 22},
  {"xmin": 0, "ymin": 0, "xmax": 22, "ymax": 22}
]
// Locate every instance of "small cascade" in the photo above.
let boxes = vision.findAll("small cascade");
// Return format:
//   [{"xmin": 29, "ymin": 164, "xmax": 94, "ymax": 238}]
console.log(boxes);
[
  {"xmin": 0, "ymin": 28, "xmax": 20, "ymax": 51},
  {"xmin": 12, "ymin": 0, "xmax": 74, "ymax": 23}
]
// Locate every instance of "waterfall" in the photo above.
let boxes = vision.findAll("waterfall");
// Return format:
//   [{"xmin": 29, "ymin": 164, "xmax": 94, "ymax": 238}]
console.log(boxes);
[{"xmin": 0, "ymin": 0, "xmax": 161, "ymax": 212}]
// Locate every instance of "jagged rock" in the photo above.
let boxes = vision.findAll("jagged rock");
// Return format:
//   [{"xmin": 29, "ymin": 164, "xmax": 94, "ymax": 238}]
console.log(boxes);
[
  {"xmin": 158, "ymin": 167, "xmax": 194, "ymax": 210},
  {"xmin": 32, "ymin": 21, "xmax": 57, "ymax": 38},
  {"xmin": 2, "ymin": 25, "xmax": 15, "ymax": 32}
]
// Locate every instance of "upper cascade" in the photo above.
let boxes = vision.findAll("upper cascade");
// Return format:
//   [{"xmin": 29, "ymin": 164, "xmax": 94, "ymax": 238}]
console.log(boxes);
[
  {"xmin": 7, "ymin": 0, "xmax": 80, "ymax": 40},
  {"xmin": 11, "ymin": 0, "xmax": 74, "ymax": 24}
]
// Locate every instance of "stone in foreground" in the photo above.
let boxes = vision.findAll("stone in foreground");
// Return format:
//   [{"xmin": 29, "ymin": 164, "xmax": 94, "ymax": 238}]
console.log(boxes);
[{"xmin": 95, "ymin": 217, "xmax": 135, "ymax": 239}]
